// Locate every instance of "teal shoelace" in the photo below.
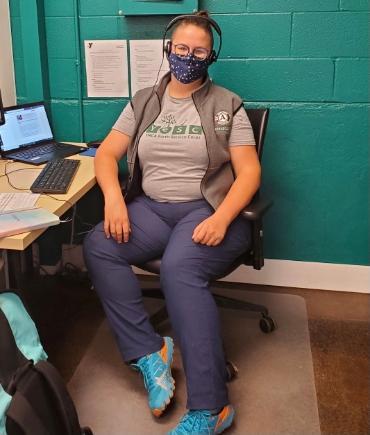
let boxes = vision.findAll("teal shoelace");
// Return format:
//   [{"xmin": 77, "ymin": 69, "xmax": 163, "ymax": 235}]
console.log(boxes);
[
  {"xmin": 175, "ymin": 410, "xmax": 213, "ymax": 434},
  {"xmin": 135, "ymin": 355, "xmax": 161, "ymax": 391}
]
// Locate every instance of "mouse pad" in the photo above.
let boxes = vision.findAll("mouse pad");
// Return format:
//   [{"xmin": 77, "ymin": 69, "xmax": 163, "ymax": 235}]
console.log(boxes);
[{"xmin": 79, "ymin": 148, "xmax": 97, "ymax": 157}]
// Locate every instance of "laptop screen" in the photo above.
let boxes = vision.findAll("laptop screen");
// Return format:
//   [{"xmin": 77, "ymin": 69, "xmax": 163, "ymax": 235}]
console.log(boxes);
[{"xmin": 0, "ymin": 103, "xmax": 53, "ymax": 152}]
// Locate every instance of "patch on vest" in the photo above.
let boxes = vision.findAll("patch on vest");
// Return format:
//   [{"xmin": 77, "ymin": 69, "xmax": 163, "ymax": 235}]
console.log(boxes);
[{"xmin": 214, "ymin": 111, "xmax": 231, "ymax": 133}]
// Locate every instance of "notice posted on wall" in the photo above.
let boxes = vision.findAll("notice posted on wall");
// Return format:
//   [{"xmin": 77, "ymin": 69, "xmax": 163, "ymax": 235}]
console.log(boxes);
[
  {"xmin": 130, "ymin": 40, "xmax": 169, "ymax": 96},
  {"xmin": 85, "ymin": 40, "xmax": 129, "ymax": 97}
]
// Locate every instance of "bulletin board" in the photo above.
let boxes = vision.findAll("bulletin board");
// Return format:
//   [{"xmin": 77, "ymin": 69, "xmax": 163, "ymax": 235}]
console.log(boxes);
[{"xmin": 118, "ymin": 0, "xmax": 198, "ymax": 16}]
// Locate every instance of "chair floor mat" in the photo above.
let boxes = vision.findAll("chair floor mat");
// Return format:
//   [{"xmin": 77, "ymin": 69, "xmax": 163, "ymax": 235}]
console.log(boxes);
[{"xmin": 68, "ymin": 290, "xmax": 321, "ymax": 434}]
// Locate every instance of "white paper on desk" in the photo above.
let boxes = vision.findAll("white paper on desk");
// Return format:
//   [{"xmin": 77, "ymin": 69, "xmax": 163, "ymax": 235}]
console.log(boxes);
[
  {"xmin": 0, "ymin": 208, "xmax": 59, "ymax": 238},
  {"xmin": 130, "ymin": 40, "xmax": 170, "ymax": 96},
  {"xmin": 0, "ymin": 193, "xmax": 40, "ymax": 214},
  {"xmin": 85, "ymin": 40, "xmax": 129, "ymax": 97}
]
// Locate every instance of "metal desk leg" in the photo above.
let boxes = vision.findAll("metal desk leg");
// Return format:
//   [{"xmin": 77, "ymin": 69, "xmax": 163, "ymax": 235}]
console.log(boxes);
[
  {"xmin": 2, "ymin": 248, "xmax": 33, "ymax": 289},
  {"xmin": 2, "ymin": 250, "xmax": 10, "ymax": 289}
]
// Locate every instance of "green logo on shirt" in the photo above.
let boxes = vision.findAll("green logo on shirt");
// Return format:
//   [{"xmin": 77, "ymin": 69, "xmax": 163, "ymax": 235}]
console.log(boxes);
[
  {"xmin": 172, "ymin": 125, "xmax": 187, "ymax": 134},
  {"xmin": 188, "ymin": 125, "xmax": 202, "ymax": 135},
  {"xmin": 146, "ymin": 123, "xmax": 203, "ymax": 136}
]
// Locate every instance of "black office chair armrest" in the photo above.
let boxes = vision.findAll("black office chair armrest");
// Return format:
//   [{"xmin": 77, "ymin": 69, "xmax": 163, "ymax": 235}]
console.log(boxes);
[
  {"xmin": 241, "ymin": 196, "xmax": 273, "ymax": 221},
  {"xmin": 119, "ymin": 173, "xmax": 129, "ymax": 192}
]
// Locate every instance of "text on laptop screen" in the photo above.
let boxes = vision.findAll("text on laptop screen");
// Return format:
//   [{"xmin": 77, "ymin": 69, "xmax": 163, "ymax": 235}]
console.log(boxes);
[{"xmin": 0, "ymin": 104, "xmax": 53, "ymax": 152}]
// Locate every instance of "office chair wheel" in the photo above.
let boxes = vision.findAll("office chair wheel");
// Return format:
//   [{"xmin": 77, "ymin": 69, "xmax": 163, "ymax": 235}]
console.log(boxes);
[
  {"xmin": 226, "ymin": 360, "xmax": 238, "ymax": 381},
  {"xmin": 259, "ymin": 315, "xmax": 276, "ymax": 333}
]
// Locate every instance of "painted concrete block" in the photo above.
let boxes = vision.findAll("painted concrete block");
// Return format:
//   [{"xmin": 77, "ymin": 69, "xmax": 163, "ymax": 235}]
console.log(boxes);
[
  {"xmin": 80, "ymin": 0, "xmax": 247, "ymax": 15},
  {"xmin": 79, "ymin": 15, "xmax": 170, "ymax": 52},
  {"xmin": 44, "ymin": 0, "xmax": 74, "ymax": 17},
  {"xmin": 50, "ymin": 100, "xmax": 81, "ymax": 141},
  {"xmin": 292, "ymin": 12, "xmax": 369, "ymax": 57},
  {"xmin": 49, "ymin": 59, "xmax": 78, "ymax": 98},
  {"xmin": 199, "ymin": 0, "xmax": 246, "ymax": 13},
  {"xmin": 79, "ymin": 17, "xmax": 120, "ymax": 42},
  {"xmin": 9, "ymin": 0, "xmax": 20, "ymax": 16},
  {"xmin": 13, "ymin": 58, "xmax": 26, "ymax": 99},
  {"xmin": 248, "ymin": 0, "xmax": 338, "ymax": 12},
  {"xmin": 10, "ymin": 17, "xmax": 23, "ymax": 58},
  {"xmin": 79, "ymin": 0, "xmax": 119, "ymax": 16},
  {"xmin": 334, "ymin": 59, "xmax": 369, "ymax": 102},
  {"xmin": 83, "ymin": 99, "xmax": 129, "ymax": 140},
  {"xmin": 118, "ymin": 0, "xmax": 198, "ymax": 16},
  {"xmin": 211, "ymin": 59, "xmax": 334, "ymax": 101},
  {"xmin": 258, "ymin": 103, "xmax": 368, "ymax": 264},
  {"xmin": 215, "ymin": 14, "xmax": 291, "ymax": 57},
  {"xmin": 45, "ymin": 17, "xmax": 76, "ymax": 58},
  {"xmin": 340, "ymin": 0, "xmax": 369, "ymax": 10}
]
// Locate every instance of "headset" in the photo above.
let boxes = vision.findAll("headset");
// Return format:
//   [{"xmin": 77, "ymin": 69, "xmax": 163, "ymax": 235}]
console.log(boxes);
[{"xmin": 162, "ymin": 14, "xmax": 223, "ymax": 65}]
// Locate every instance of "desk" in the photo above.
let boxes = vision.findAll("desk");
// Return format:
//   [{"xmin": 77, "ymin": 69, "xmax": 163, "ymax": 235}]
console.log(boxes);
[{"xmin": 0, "ymin": 146, "xmax": 96, "ymax": 287}]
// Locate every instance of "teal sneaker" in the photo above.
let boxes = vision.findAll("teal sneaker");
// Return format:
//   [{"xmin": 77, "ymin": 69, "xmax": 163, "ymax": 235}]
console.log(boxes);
[
  {"xmin": 131, "ymin": 336, "xmax": 175, "ymax": 417},
  {"xmin": 167, "ymin": 405, "xmax": 235, "ymax": 434}
]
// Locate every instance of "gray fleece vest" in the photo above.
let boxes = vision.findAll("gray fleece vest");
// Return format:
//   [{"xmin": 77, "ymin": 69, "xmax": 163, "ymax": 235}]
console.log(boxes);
[{"xmin": 125, "ymin": 72, "xmax": 243, "ymax": 210}]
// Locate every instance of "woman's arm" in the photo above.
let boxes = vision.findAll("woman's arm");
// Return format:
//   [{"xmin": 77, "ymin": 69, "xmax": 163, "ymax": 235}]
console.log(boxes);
[
  {"xmin": 192, "ymin": 145, "xmax": 261, "ymax": 246},
  {"xmin": 94, "ymin": 129, "xmax": 132, "ymax": 243},
  {"xmin": 95, "ymin": 129, "xmax": 130, "ymax": 197},
  {"xmin": 214, "ymin": 145, "xmax": 261, "ymax": 224}
]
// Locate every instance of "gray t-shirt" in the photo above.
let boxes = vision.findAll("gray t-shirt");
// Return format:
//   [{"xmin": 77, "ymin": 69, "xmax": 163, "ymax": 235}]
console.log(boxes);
[{"xmin": 113, "ymin": 86, "xmax": 256, "ymax": 202}]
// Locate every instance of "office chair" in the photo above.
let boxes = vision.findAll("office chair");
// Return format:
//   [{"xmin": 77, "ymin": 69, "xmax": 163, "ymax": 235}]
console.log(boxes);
[{"xmin": 138, "ymin": 108, "xmax": 276, "ymax": 356}]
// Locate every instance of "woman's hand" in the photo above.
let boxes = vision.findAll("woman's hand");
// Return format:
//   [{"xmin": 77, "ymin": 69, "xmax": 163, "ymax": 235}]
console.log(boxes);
[
  {"xmin": 192, "ymin": 214, "xmax": 229, "ymax": 246},
  {"xmin": 104, "ymin": 194, "xmax": 131, "ymax": 243}
]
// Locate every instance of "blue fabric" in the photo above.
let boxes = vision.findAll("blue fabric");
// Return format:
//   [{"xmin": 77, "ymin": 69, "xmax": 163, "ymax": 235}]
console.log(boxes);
[
  {"xmin": 0, "ymin": 385, "xmax": 11, "ymax": 435},
  {"xmin": 168, "ymin": 53, "xmax": 209, "ymax": 84},
  {"xmin": 0, "ymin": 292, "xmax": 48, "ymax": 435},
  {"xmin": 83, "ymin": 194, "xmax": 251, "ymax": 409},
  {"xmin": 0, "ymin": 293, "xmax": 47, "ymax": 363},
  {"xmin": 79, "ymin": 148, "xmax": 96, "ymax": 157}
]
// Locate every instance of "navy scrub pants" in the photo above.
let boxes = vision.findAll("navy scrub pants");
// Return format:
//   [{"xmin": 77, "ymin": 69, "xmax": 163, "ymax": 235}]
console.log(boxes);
[{"xmin": 83, "ymin": 194, "xmax": 251, "ymax": 410}]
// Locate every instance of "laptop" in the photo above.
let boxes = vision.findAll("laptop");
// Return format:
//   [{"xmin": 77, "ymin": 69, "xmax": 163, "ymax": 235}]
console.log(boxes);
[{"xmin": 0, "ymin": 101, "xmax": 85, "ymax": 165}]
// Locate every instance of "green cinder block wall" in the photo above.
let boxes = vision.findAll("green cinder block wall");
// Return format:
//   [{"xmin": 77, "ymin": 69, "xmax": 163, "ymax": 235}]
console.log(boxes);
[{"xmin": 9, "ymin": 0, "xmax": 369, "ymax": 266}]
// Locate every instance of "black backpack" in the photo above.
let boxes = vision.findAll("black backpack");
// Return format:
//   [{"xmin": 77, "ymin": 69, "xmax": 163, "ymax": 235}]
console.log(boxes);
[{"xmin": 0, "ymin": 290, "xmax": 93, "ymax": 435}]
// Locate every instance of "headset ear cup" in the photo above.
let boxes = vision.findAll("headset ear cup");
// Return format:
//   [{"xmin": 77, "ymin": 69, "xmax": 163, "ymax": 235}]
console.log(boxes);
[
  {"xmin": 165, "ymin": 41, "xmax": 172, "ymax": 59},
  {"xmin": 208, "ymin": 50, "xmax": 217, "ymax": 65}
]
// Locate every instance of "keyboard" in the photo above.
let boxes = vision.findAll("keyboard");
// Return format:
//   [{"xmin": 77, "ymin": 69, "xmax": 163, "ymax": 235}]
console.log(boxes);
[
  {"xmin": 13, "ymin": 143, "xmax": 67, "ymax": 159},
  {"xmin": 30, "ymin": 159, "xmax": 80, "ymax": 194}
]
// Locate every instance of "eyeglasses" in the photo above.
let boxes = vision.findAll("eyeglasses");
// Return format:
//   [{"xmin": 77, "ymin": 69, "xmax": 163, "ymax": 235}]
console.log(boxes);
[{"xmin": 172, "ymin": 43, "xmax": 210, "ymax": 61}]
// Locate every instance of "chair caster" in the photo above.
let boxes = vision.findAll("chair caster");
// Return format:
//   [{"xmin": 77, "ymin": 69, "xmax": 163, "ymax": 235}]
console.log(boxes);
[
  {"xmin": 82, "ymin": 427, "xmax": 93, "ymax": 435},
  {"xmin": 226, "ymin": 360, "xmax": 238, "ymax": 382},
  {"xmin": 259, "ymin": 315, "xmax": 276, "ymax": 333}
]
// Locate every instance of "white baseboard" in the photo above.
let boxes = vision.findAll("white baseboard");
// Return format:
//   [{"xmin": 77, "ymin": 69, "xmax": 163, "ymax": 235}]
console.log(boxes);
[{"xmin": 133, "ymin": 259, "xmax": 370, "ymax": 294}]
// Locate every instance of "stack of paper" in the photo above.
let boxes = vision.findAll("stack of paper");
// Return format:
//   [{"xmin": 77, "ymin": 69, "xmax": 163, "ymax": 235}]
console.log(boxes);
[
  {"xmin": 0, "ymin": 193, "xmax": 40, "ymax": 214},
  {"xmin": 0, "ymin": 208, "xmax": 60, "ymax": 238}
]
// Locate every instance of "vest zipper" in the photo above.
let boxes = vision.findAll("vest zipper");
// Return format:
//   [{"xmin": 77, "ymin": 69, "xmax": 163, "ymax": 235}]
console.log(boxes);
[{"xmin": 192, "ymin": 94, "xmax": 211, "ymax": 206}]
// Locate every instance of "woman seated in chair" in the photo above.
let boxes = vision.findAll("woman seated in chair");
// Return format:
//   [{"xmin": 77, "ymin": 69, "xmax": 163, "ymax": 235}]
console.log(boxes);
[{"xmin": 83, "ymin": 10, "xmax": 260, "ymax": 435}]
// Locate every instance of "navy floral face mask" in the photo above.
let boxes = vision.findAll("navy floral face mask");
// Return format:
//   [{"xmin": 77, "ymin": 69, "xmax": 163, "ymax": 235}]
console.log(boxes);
[{"xmin": 168, "ymin": 52, "xmax": 210, "ymax": 84}]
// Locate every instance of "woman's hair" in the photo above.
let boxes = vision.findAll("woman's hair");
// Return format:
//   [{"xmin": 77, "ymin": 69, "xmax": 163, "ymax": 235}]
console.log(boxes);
[{"xmin": 172, "ymin": 10, "xmax": 214, "ymax": 48}]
